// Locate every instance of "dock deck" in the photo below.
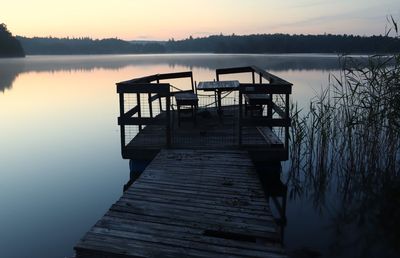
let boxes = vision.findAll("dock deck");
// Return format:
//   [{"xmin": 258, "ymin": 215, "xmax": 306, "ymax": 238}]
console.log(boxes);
[
  {"xmin": 75, "ymin": 149, "xmax": 287, "ymax": 258},
  {"xmin": 124, "ymin": 105, "xmax": 285, "ymax": 159}
]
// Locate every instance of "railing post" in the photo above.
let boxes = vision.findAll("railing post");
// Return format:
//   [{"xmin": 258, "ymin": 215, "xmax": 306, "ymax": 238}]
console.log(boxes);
[
  {"xmin": 137, "ymin": 93, "xmax": 142, "ymax": 131},
  {"xmin": 191, "ymin": 74, "xmax": 196, "ymax": 94},
  {"xmin": 238, "ymin": 86, "xmax": 243, "ymax": 146},
  {"xmin": 157, "ymin": 78, "xmax": 163, "ymax": 112},
  {"xmin": 285, "ymin": 93, "xmax": 290, "ymax": 158},
  {"xmin": 148, "ymin": 93, "xmax": 153, "ymax": 118},
  {"xmin": 166, "ymin": 92, "xmax": 171, "ymax": 147},
  {"xmin": 119, "ymin": 92, "xmax": 126, "ymax": 154}
]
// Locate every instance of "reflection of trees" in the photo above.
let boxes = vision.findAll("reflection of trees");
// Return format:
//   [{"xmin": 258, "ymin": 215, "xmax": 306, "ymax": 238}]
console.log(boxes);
[
  {"xmin": 0, "ymin": 54, "xmax": 342, "ymax": 92},
  {"xmin": 0, "ymin": 61, "xmax": 25, "ymax": 92},
  {"xmin": 288, "ymin": 52, "xmax": 400, "ymax": 257}
]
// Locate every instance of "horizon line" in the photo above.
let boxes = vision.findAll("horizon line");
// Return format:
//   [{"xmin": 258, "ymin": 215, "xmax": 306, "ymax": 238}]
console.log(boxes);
[{"xmin": 15, "ymin": 31, "xmax": 393, "ymax": 42}]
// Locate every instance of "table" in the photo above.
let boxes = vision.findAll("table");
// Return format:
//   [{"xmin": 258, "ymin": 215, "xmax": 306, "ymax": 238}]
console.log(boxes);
[{"xmin": 197, "ymin": 80, "xmax": 240, "ymax": 115}]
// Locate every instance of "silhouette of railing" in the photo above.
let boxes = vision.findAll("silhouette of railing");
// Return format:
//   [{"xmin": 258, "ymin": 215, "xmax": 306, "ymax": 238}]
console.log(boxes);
[
  {"xmin": 216, "ymin": 66, "xmax": 292, "ymax": 159},
  {"xmin": 116, "ymin": 71, "xmax": 195, "ymax": 157},
  {"xmin": 117, "ymin": 67, "xmax": 292, "ymax": 160}
]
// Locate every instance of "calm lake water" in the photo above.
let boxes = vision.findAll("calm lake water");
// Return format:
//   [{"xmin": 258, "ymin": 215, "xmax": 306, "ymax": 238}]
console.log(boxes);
[{"xmin": 0, "ymin": 54, "xmax": 376, "ymax": 258}]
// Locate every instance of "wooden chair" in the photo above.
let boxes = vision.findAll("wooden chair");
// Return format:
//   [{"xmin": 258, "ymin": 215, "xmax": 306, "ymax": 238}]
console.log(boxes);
[
  {"xmin": 173, "ymin": 72, "xmax": 198, "ymax": 126},
  {"xmin": 244, "ymin": 93, "xmax": 272, "ymax": 117}
]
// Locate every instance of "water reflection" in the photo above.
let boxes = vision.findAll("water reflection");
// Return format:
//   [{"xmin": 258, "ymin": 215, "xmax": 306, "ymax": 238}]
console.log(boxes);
[
  {"xmin": 0, "ymin": 59, "xmax": 25, "ymax": 92},
  {"xmin": 0, "ymin": 54, "xmax": 370, "ymax": 258},
  {"xmin": 253, "ymin": 160, "xmax": 288, "ymax": 244},
  {"xmin": 0, "ymin": 54, "xmax": 342, "ymax": 92}
]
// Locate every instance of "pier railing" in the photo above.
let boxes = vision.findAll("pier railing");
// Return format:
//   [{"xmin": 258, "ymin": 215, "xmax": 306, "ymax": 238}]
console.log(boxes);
[
  {"xmin": 216, "ymin": 66, "xmax": 292, "ymax": 159},
  {"xmin": 117, "ymin": 75, "xmax": 171, "ymax": 156},
  {"xmin": 117, "ymin": 67, "xmax": 292, "ymax": 160},
  {"xmin": 117, "ymin": 72, "xmax": 195, "ymax": 157}
]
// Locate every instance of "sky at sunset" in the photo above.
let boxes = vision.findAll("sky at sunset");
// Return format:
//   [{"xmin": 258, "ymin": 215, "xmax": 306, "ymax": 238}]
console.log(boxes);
[{"xmin": 2, "ymin": 0, "xmax": 400, "ymax": 40}]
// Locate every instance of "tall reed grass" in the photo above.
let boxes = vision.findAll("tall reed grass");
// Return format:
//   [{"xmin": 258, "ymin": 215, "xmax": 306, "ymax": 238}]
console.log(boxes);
[
  {"xmin": 286, "ymin": 18, "xmax": 400, "ymax": 255},
  {"xmin": 289, "ymin": 19, "xmax": 400, "ymax": 197}
]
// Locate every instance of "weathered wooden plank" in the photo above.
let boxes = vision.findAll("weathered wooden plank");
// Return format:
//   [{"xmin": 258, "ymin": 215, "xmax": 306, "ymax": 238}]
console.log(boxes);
[
  {"xmin": 104, "ymin": 210, "xmax": 277, "ymax": 242},
  {"xmin": 124, "ymin": 184, "xmax": 267, "ymax": 205},
  {"xmin": 75, "ymin": 149, "xmax": 286, "ymax": 258},
  {"xmin": 141, "ymin": 166, "xmax": 259, "ymax": 180},
  {"xmin": 216, "ymin": 66, "xmax": 254, "ymax": 76},
  {"xmin": 115, "ymin": 198, "xmax": 275, "ymax": 226},
  {"xmin": 116, "ymin": 83, "xmax": 170, "ymax": 94},
  {"xmin": 131, "ymin": 179, "xmax": 264, "ymax": 197},
  {"xmin": 109, "ymin": 204, "xmax": 278, "ymax": 240},
  {"xmin": 157, "ymin": 71, "xmax": 192, "ymax": 80},
  {"xmin": 125, "ymin": 181, "xmax": 264, "ymax": 200},
  {"xmin": 97, "ymin": 214, "xmax": 284, "ymax": 253},
  {"xmin": 257, "ymin": 127, "xmax": 284, "ymax": 147},
  {"xmin": 139, "ymin": 172, "xmax": 261, "ymax": 188},
  {"xmin": 88, "ymin": 227, "xmax": 285, "ymax": 258},
  {"xmin": 121, "ymin": 191, "xmax": 273, "ymax": 217},
  {"xmin": 126, "ymin": 189, "xmax": 272, "ymax": 214},
  {"xmin": 77, "ymin": 233, "xmax": 286, "ymax": 258},
  {"xmin": 271, "ymin": 102, "xmax": 286, "ymax": 118}
]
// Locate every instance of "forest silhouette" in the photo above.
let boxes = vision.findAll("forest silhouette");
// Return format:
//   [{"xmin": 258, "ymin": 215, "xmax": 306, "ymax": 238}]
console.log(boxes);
[
  {"xmin": 17, "ymin": 33, "xmax": 400, "ymax": 55},
  {"xmin": 0, "ymin": 23, "xmax": 25, "ymax": 57}
]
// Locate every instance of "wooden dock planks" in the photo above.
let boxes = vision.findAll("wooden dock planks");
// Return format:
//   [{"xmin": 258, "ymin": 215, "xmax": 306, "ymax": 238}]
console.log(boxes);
[{"xmin": 75, "ymin": 149, "xmax": 287, "ymax": 258}]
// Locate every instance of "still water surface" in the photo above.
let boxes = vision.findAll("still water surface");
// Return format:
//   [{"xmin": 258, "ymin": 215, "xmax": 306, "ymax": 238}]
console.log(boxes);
[{"xmin": 1, "ymin": 54, "xmax": 344, "ymax": 258}]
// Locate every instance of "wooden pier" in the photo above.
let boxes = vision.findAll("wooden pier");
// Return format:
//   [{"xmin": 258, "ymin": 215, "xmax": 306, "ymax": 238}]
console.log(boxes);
[
  {"xmin": 75, "ymin": 150, "xmax": 287, "ymax": 258},
  {"xmin": 74, "ymin": 66, "xmax": 292, "ymax": 257}
]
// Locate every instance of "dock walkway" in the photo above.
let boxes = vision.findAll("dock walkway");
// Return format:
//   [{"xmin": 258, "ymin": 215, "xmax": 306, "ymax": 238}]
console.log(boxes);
[{"xmin": 75, "ymin": 149, "xmax": 287, "ymax": 258}]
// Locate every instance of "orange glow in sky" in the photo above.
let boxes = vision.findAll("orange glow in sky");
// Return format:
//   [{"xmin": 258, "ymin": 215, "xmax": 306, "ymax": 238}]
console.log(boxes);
[{"xmin": 2, "ymin": 0, "xmax": 400, "ymax": 40}]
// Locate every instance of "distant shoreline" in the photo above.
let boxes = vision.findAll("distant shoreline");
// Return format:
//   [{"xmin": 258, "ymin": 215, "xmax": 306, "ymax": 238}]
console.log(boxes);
[
  {"xmin": 17, "ymin": 52, "xmax": 387, "ymax": 57},
  {"xmin": 16, "ymin": 34, "xmax": 400, "ymax": 56}
]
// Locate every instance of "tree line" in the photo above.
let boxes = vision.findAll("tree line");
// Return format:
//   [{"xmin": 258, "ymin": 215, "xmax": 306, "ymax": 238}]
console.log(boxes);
[
  {"xmin": 14, "ymin": 33, "xmax": 400, "ymax": 55},
  {"xmin": 0, "ymin": 23, "xmax": 25, "ymax": 57}
]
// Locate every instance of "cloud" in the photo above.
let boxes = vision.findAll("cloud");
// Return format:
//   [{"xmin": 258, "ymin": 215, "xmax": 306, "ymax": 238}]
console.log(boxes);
[{"xmin": 269, "ymin": 2, "xmax": 393, "ymax": 33}]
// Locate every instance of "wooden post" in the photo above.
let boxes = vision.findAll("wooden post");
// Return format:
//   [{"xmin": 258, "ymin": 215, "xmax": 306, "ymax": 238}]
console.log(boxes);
[
  {"xmin": 191, "ymin": 74, "xmax": 196, "ymax": 94},
  {"xmin": 268, "ymin": 94, "xmax": 273, "ymax": 119},
  {"xmin": 119, "ymin": 92, "xmax": 126, "ymax": 154},
  {"xmin": 252, "ymin": 71, "xmax": 255, "ymax": 84},
  {"xmin": 157, "ymin": 78, "xmax": 162, "ymax": 112},
  {"xmin": 137, "ymin": 93, "xmax": 142, "ymax": 131},
  {"xmin": 166, "ymin": 93, "xmax": 171, "ymax": 147},
  {"xmin": 217, "ymin": 89, "xmax": 222, "ymax": 118},
  {"xmin": 267, "ymin": 78, "xmax": 274, "ymax": 118},
  {"xmin": 238, "ymin": 89, "xmax": 243, "ymax": 146},
  {"xmin": 119, "ymin": 92, "xmax": 125, "ymax": 118},
  {"xmin": 148, "ymin": 93, "xmax": 153, "ymax": 118},
  {"xmin": 285, "ymin": 93, "xmax": 290, "ymax": 158}
]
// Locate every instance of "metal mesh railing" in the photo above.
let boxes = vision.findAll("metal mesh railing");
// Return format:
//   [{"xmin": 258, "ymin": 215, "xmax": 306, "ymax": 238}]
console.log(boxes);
[
  {"xmin": 170, "ymin": 94, "xmax": 239, "ymax": 148},
  {"xmin": 122, "ymin": 92, "xmax": 168, "ymax": 147}
]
